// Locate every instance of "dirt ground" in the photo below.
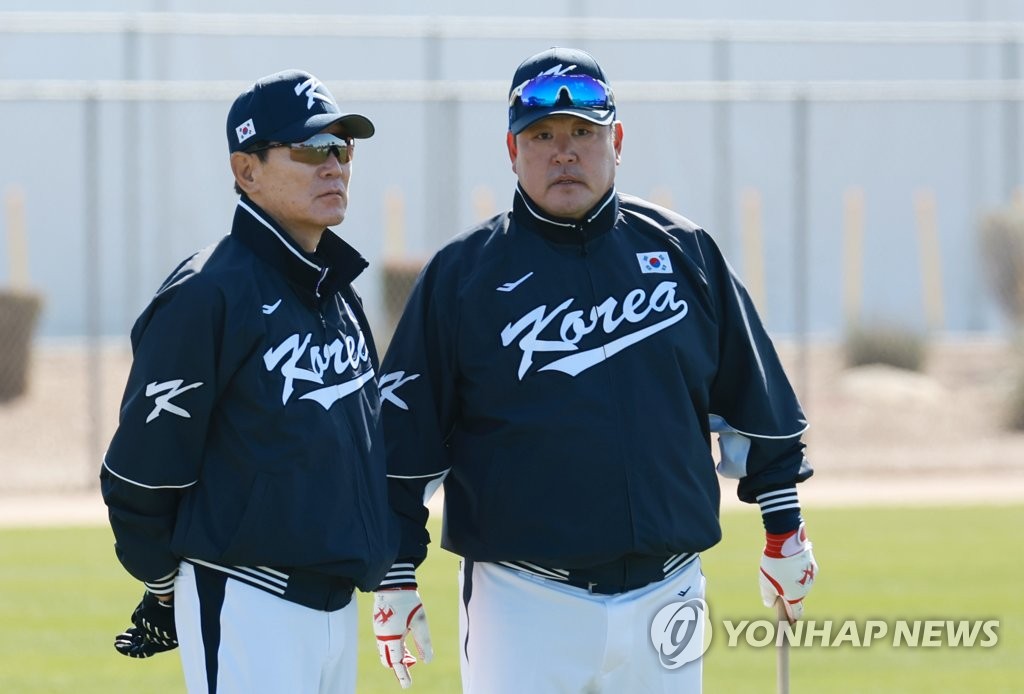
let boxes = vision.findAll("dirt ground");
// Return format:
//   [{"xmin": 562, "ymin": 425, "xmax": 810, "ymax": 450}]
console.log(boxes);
[{"xmin": 1, "ymin": 337, "xmax": 1023, "ymax": 527}]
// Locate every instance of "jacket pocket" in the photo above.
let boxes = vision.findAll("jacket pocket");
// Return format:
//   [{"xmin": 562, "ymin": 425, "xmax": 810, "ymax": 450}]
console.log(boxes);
[{"xmin": 219, "ymin": 472, "xmax": 271, "ymax": 563}]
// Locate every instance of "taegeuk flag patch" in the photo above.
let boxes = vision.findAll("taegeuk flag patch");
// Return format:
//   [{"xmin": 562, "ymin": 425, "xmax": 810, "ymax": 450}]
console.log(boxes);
[
  {"xmin": 637, "ymin": 252, "xmax": 672, "ymax": 274},
  {"xmin": 235, "ymin": 119, "xmax": 256, "ymax": 144}
]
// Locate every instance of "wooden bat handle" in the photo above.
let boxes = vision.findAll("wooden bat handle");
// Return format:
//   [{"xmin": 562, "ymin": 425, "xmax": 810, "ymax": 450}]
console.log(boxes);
[{"xmin": 775, "ymin": 597, "xmax": 790, "ymax": 694}]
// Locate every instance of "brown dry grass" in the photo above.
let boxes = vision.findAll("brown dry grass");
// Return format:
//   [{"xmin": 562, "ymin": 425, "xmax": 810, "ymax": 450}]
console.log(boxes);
[{"xmin": 782, "ymin": 337, "xmax": 1024, "ymax": 474}]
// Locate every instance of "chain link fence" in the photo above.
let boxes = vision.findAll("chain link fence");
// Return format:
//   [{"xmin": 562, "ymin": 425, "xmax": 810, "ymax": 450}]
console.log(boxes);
[
  {"xmin": 4, "ymin": 12, "xmax": 1024, "ymax": 495},
  {"xmin": 378, "ymin": 257, "xmax": 428, "ymax": 354}
]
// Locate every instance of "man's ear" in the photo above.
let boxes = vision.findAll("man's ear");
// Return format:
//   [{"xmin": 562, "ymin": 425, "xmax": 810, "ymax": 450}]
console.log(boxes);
[
  {"xmin": 613, "ymin": 121, "xmax": 624, "ymax": 164},
  {"xmin": 230, "ymin": 152, "xmax": 260, "ymax": 194},
  {"xmin": 506, "ymin": 131, "xmax": 518, "ymax": 174}
]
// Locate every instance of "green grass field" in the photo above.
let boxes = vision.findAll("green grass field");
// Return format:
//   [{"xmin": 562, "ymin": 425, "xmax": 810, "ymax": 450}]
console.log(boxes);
[{"xmin": 1, "ymin": 504, "xmax": 1020, "ymax": 693}]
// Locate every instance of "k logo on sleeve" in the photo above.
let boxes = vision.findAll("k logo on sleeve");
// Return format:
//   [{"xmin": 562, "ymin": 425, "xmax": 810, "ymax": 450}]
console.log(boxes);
[{"xmin": 145, "ymin": 379, "xmax": 204, "ymax": 423}]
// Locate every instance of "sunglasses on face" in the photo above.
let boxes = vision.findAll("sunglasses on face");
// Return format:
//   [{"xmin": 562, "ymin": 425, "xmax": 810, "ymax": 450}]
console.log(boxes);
[
  {"xmin": 250, "ymin": 133, "xmax": 354, "ymax": 165},
  {"xmin": 509, "ymin": 74, "xmax": 615, "ymax": 111}
]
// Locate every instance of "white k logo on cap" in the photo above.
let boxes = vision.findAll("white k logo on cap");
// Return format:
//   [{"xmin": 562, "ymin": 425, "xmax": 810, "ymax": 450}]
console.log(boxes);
[
  {"xmin": 537, "ymin": 63, "xmax": 577, "ymax": 78},
  {"xmin": 294, "ymin": 77, "xmax": 335, "ymax": 110}
]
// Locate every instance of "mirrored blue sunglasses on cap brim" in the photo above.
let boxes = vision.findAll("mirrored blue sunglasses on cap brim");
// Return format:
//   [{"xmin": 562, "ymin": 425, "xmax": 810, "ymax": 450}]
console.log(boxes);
[{"xmin": 509, "ymin": 74, "xmax": 615, "ymax": 111}]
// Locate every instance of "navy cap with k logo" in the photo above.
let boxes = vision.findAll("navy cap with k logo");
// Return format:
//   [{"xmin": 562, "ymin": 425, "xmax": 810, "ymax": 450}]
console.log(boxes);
[
  {"xmin": 227, "ymin": 69, "xmax": 374, "ymax": 153},
  {"xmin": 508, "ymin": 47, "xmax": 616, "ymax": 134}
]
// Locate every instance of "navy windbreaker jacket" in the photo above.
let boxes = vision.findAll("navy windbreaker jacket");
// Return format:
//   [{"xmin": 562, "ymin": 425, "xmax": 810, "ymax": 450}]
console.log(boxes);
[
  {"xmin": 101, "ymin": 197, "xmax": 397, "ymax": 606},
  {"xmin": 381, "ymin": 187, "xmax": 812, "ymax": 570}
]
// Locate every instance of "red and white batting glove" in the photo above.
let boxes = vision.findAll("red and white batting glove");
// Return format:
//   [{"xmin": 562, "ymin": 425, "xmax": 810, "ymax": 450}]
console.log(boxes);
[
  {"xmin": 373, "ymin": 588, "xmax": 433, "ymax": 689},
  {"xmin": 759, "ymin": 522, "xmax": 819, "ymax": 623}
]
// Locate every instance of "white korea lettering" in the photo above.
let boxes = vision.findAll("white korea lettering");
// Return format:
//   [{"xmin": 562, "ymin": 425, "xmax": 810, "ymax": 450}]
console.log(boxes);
[
  {"xmin": 500, "ymin": 298, "xmax": 577, "ymax": 379},
  {"xmin": 501, "ymin": 281, "xmax": 688, "ymax": 380},
  {"xmin": 264, "ymin": 332, "xmax": 371, "ymax": 406},
  {"xmin": 309, "ymin": 332, "xmax": 368, "ymax": 375}
]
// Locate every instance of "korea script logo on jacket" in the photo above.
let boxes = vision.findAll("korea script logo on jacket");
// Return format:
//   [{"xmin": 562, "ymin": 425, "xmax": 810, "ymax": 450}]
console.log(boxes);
[
  {"xmin": 502, "ymin": 279, "xmax": 688, "ymax": 379},
  {"xmin": 264, "ymin": 331, "xmax": 375, "ymax": 410},
  {"xmin": 380, "ymin": 279, "xmax": 689, "ymax": 409}
]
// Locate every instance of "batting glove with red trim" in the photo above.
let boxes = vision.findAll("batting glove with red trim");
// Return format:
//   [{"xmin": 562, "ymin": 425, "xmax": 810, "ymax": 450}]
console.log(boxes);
[
  {"xmin": 759, "ymin": 522, "xmax": 818, "ymax": 622},
  {"xmin": 373, "ymin": 588, "xmax": 433, "ymax": 689}
]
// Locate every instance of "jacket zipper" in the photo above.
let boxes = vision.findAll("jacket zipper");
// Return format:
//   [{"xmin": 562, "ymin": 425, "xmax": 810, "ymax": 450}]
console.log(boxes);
[
  {"xmin": 577, "ymin": 223, "xmax": 588, "ymax": 256},
  {"xmin": 315, "ymin": 267, "xmax": 329, "ymax": 336}
]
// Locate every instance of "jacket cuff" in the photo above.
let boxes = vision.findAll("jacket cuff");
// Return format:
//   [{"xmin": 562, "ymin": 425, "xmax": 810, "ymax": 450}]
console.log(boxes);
[
  {"xmin": 756, "ymin": 487, "xmax": 802, "ymax": 534},
  {"xmin": 376, "ymin": 561, "xmax": 418, "ymax": 590},
  {"xmin": 144, "ymin": 569, "xmax": 178, "ymax": 597}
]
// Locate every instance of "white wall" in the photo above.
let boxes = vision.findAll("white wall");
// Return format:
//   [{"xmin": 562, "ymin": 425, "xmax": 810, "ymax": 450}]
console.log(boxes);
[{"xmin": 1, "ymin": 3, "xmax": 1021, "ymax": 339}]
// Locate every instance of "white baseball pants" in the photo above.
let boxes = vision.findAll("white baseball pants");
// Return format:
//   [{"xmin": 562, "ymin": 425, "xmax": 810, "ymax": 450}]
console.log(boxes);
[
  {"xmin": 173, "ymin": 561, "xmax": 358, "ymax": 694},
  {"xmin": 458, "ymin": 557, "xmax": 705, "ymax": 694}
]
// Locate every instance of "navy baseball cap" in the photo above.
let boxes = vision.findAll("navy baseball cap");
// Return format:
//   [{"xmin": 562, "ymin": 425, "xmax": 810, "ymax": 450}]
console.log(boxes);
[
  {"xmin": 227, "ymin": 69, "xmax": 374, "ymax": 153},
  {"xmin": 507, "ymin": 47, "xmax": 616, "ymax": 135}
]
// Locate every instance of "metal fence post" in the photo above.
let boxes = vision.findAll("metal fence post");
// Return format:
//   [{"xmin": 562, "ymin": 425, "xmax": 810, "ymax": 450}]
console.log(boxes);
[
  {"xmin": 792, "ymin": 93, "xmax": 810, "ymax": 406},
  {"xmin": 424, "ymin": 28, "xmax": 459, "ymax": 248},
  {"xmin": 84, "ymin": 93, "xmax": 103, "ymax": 486},
  {"xmin": 713, "ymin": 37, "xmax": 734, "ymax": 259},
  {"xmin": 1003, "ymin": 39, "xmax": 1020, "ymax": 199},
  {"xmin": 123, "ymin": 25, "xmax": 141, "ymax": 331}
]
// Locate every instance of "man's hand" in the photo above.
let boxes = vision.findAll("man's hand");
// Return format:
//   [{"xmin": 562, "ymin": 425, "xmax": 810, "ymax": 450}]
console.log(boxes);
[
  {"xmin": 373, "ymin": 588, "xmax": 433, "ymax": 689},
  {"xmin": 114, "ymin": 591, "xmax": 178, "ymax": 658},
  {"xmin": 759, "ymin": 522, "xmax": 818, "ymax": 622}
]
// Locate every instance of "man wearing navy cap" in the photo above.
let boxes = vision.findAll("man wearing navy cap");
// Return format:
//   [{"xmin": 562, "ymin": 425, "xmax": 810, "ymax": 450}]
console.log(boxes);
[
  {"xmin": 101, "ymin": 69, "xmax": 397, "ymax": 693},
  {"xmin": 372, "ymin": 47, "xmax": 819, "ymax": 692}
]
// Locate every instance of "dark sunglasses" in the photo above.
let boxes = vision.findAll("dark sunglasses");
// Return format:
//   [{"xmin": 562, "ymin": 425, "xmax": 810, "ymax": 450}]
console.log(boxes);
[
  {"xmin": 250, "ymin": 133, "xmax": 354, "ymax": 165},
  {"xmin": 509, "ymin": 74, "xmax": 614, "ymax": 111}
]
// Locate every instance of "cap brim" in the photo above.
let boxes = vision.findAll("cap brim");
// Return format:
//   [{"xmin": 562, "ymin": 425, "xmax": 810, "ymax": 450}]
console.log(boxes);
[
  {"xmin": 509, "ymin": 107, "xmax": 614, "ymax": 135},
  {"xmin": 331, "ymin": 113, "xmax": 375, "ymax": 139},
  {"xmin": 269, "ymin": 112, "xmax": 376, "ymax": 143}
]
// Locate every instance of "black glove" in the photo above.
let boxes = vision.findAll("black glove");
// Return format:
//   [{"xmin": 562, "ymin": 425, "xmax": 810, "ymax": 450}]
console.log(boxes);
[{"xmin": 114, "ymin": 591, "xmax": 178, "ymax": 658}]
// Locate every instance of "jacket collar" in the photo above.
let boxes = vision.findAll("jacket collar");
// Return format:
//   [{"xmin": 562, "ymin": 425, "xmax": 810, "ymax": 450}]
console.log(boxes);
[
  {"xmin": 512, "ymin": 184, "xmax": 619, "ymax": 245},
  {"xmin": 231, "ymin": 196, "xmax": 368, "ymax": 306}
]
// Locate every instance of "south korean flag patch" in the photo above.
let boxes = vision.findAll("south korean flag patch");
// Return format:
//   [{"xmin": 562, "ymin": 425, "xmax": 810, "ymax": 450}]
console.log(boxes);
[
  {"xmin": 637, "ymin": 251, "xmax": 672, "ymax": 274},
  {"xmin": 235, "ymin": 119, "xmax": 256, "ymax": 145}
]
